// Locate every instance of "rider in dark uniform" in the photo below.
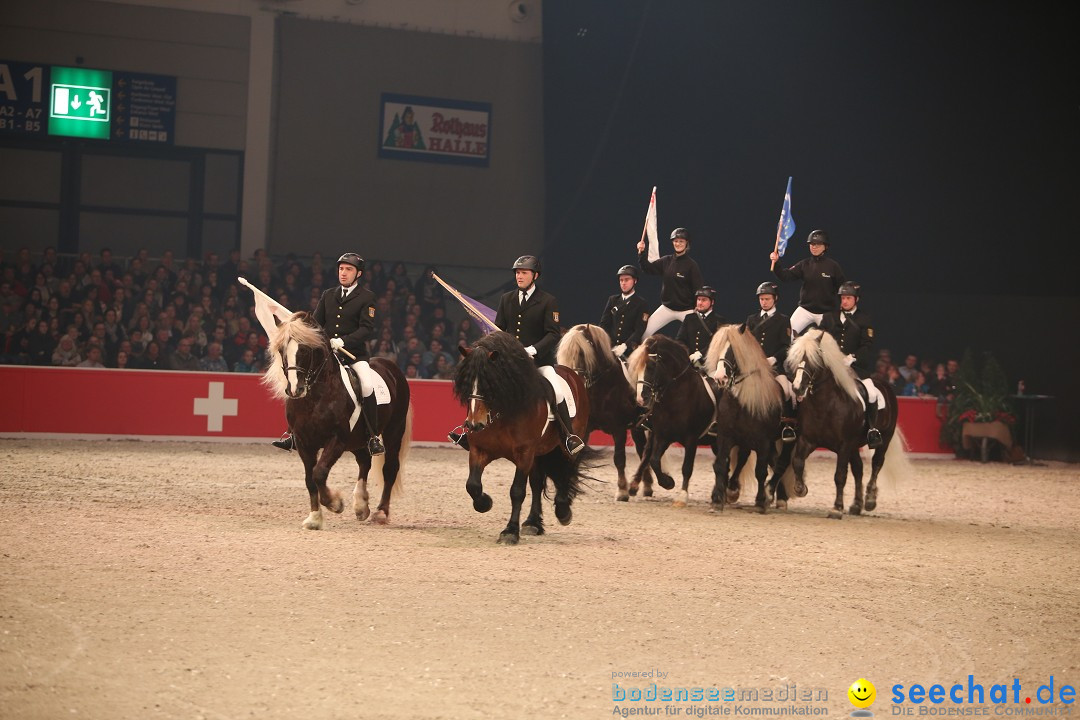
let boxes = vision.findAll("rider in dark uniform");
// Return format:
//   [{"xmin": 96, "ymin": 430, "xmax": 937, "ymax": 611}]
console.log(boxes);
[
  {"xmin": 450, "ymin": 255, "xmax": 583, "ymax": 455},
  {"xmin": 599, "ymin": 265, "xmax": 649, "ymax": 360},
  {"xmin": 273, "ymin": 252, "xmax": 385, "ymax": 456},
  {"xmin": 676, "ymin": 285, "xmax": 725, "ymax": 368},
  {"xmin": 821, "ymin": 281, "xmax": 883, "ymax": 449},
  {"xmin": 746, "ymin": 281, "xmax": 796, "ymax": 441},
  {"xmin": 770, "ymin": 229, "xmax": 846, "ymax": 335}
]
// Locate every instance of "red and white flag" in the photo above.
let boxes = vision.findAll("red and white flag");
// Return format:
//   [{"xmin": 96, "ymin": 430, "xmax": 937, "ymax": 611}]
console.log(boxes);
[
  {"xmin": 643, "ymin": 186, "xmax": 659, "ymax": 262},
  {"xmin": 238, "ymin": 277, "xmax": 294, "ymax": 339}
]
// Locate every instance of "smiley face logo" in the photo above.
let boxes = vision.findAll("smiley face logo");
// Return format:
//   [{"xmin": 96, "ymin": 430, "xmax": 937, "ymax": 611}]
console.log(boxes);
[{"xmin": 848, "ymin": 678, "xmax": 876, "ymax": 709}]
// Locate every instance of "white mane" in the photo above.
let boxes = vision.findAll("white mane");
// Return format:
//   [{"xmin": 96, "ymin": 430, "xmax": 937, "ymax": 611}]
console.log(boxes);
[
  {"xmin": 785, "ymin": 328, "xmax": 862, "ymax": 403},
  {"xmin": 705, "ymin": 325, "xmax": 781, "ymax": 420}
]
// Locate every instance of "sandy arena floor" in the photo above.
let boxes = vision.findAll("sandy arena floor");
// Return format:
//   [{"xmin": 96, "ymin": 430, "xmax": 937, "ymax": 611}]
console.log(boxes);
[{"xmin": 1, "ymin": 439, "xmax": 1078, "ymax": 720}]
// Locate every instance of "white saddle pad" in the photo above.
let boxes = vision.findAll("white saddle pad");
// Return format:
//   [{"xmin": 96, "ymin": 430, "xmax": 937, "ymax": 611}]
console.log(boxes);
[
  {"xmin": 339, "ymin": 363, "xmax": 392, "ymax": 432},
  {"xmin": 538, "ymin": 365, "xmax": 576, "ymax": 417}
]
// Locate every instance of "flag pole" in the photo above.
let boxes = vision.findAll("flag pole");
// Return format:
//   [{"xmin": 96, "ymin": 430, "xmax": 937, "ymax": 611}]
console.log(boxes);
[{"xmin": 770, "ymin": 224, "xmax": 782, "ymax": 271}]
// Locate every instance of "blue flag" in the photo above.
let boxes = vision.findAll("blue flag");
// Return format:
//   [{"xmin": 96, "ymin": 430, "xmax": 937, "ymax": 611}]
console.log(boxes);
[{"xmin": 775, "ymin": 176, "xmax": 796, "ymax": 257}]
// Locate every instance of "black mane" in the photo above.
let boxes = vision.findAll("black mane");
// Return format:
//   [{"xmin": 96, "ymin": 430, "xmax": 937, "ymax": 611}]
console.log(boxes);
[{"xmin": 453, "ymin": 331, "xmax": 545, "ymax": 417}]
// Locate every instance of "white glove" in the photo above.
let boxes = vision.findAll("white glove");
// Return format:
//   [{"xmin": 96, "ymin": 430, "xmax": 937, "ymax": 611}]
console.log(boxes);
[
  {"xmin": 689, "ymin": 350, "xmax": 703, "ymax": 363},
  {"xmin": 612, "ymin": 343, "xmax": 627, "ymax": 357},
  {"xmin": 767, "ymin": 356, "xmax": 777, "ymax": 366},
  {"xmin": 844, "ymin": 354, "xmax": 855, "ymax": 366},
  {"xmin": 330, "ymin": 337, "xmax": 345, "ymax": 351},
  {"xmin": 525, "ymin": 345, "xmax": 537, "ymax": 357}
]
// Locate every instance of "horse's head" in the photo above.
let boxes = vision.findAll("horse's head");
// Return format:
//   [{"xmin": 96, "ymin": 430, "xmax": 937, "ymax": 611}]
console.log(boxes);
[
  {"xmin": 706, "ymin": 325, "xmax": 737, "ymax": 388},
  {"xmin": 459, "ymin": 346, "xmax": 497, "ymax": 431},
  {"xmin": 264, "ymin": 312, "xmax": 329, "ymax": 400},
  {"xmin": 788, "ymin": 329, "xmax": 825, "ymax": 401},
  {"xmin": 628, "ymin": 336, "xmax": 690, "ymax": 408},
  {"xmin": 454, "ymin": 331, "xmax": 544, "ymax": 430},
  {"xmin": 556, "ymin": 324, "xmax": 613, "ymax": 384}
]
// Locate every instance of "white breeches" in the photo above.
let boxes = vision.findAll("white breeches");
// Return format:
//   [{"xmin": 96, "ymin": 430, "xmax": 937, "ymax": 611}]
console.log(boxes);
[
  {"xmin": 349, "ymin": 359, "xmax": 376, "ymax": 397},
  {"xmin": 774, "ymin": 373, "xmax": 794, "ymax": 403},
  {"xmin": 643, "ymin": 305, "xmax": 694, "ymax": 339},
  {"xmin": 790, "ymin": 306, "xmax": 825, "ymax": 335},
  {"xmin": 861, "ymin": 377, "xmax": 885, "ymax": 410},
  {"xmin": 538, "ymin": 365, "xmax": 576, "ymax": 417}
]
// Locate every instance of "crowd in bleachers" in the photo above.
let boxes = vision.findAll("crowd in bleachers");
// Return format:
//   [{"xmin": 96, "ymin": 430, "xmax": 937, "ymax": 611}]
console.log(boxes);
[{"xmin": 0, "ymin": 246, "xmax": 484, "ymax": 380}]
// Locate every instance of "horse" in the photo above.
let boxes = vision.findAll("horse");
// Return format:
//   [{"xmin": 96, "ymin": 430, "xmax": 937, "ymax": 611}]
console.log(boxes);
[
  {"xmin": 263, "ymin": 312, "xmax": 412, "ymax": 530},
  {"xmin": 556, "ymin": 324, "xmax": 649, "ymax": 501},
  {"xmin": 781, "ymin": 328, "xmax": 907, "ymax": 518},
  {"xmin": 703, "ymin": 324, "xmax": 794, "ymax": 512},
  {"xmin": 452, "ymin": 331, "xmax": 592, "ymax": 544},
  {"xmin": 626, "ymin": 335, "xmax": 717, "ymax": 508}
]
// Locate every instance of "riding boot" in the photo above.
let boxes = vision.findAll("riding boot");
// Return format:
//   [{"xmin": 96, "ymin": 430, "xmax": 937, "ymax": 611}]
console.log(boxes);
[
  {"xmin": 361, "ymin": 393, "xmax": 385, "ymax": 456},
  {"xmin": 555, "ymin": 400, "xmax": 584, "ymax": 456},
  {"xmin": 447, "ymin": 427, "xmax": 470, "ymax": 450},
  {"xmin": 271, "ymin": 432, "xmax": 294, "ymax": 451},
  {"xmin": 780, "ymin": 398, "xmax": 797, "ymax": 443},
  {"xmin": 865, "ymin": 404, "xmax": 883, "ymax": 449}
]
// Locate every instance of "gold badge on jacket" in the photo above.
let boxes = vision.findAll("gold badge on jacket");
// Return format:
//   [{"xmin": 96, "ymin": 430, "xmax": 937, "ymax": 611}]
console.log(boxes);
[
  {"xmin": 552, "ymin": 311, "xmax": 560, "ymax": 322},
  {"xmin": 368, "ymin": 307, "xmax": 376, "ymax": 317},
  {"xmin": 867, "ymin": 328, "xmax": 874, "ymax": 337}
]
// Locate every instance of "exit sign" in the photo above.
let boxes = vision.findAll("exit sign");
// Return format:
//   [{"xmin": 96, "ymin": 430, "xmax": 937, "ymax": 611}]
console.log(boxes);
[{"xmin": 48, "ymin": 66, "xmax": 111, "ymax": 139}]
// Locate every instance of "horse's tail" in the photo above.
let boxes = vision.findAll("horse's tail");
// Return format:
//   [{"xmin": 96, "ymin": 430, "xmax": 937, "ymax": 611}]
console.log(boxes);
[
  {"xmin": 371, "ymin": 401, "xmax": 413, "ymax": 498},
  {"xmin": 537, "ymin": 446, "xmax": 602, "ymax": 515},
  {"xmin": 877, "ymin": 424, "xmax": 913, "ymax": 494}
]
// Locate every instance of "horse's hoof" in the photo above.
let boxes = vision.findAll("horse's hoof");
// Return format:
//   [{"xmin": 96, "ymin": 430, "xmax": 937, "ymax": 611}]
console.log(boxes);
[
  {"xmin": 555, "ymin": 503, "xmax": 573, "ymax": 525},
  {"xmin": 864, "ymin": 501, "xmax": 877, "ymax": 512},
  {"xmin": 756, "ymin": 504, "xmax": 767, "ymax": 515},
  {"xmin": 302, "ymin": 512, "xmax": 323, "ymax": 530},
  {"xmin": 520, "ymin": 523, "xmax": 544, "ymax": 536},
  {"xmin": 616, "ymin": 494, "xmax": 629, "ymax": 502},
  {"xmin": 473, "ymin": 494, "xmax": 493, "ymax": 513},
  {"xmin": 657, "ymin": 475, "xmax": 675, "ymax": 490},
  {"xmin": 497, "ymin": 532, "xmax": 520, "ymax": 545},
  {"xmin": 354, "ymin": 507, "xmax": 370, "ymax": 522},
  {"xmin": 709, "ymin": 503, "xmax": 724, "ymax": 513},
  {"xmin": 643, "ymin": 488, "xmax": 653, "ymax": 497},
  {"xmin": 849, "ymin": 505, "xmax": 862, "ymax": 516},
  {"xmin": 370, "ymin": 510, "xmax": 389, "ymax": 525},
  {"xmin": 726, "ymin": 491, "xmax": 740, "ymax": 504},
  {"xmin": 827, "ymin": 509, "xmax": 843, "ymax": 520},
  {"xmin": 326, "ymin": 496, "xmax": 344, "ymax": 514},
  {"xmin": 775, "ymin": 499, "xmax": 787, "ymax": 511},
  {"xmin": 628, "ymin": 485, "xmax": 639, "ymax": 496},
  {"xmin": 672, "ymin": 499, "xmax": 687, "ymax": 509},
  {"xmin": 794, "ymin": 482, "xmax": 808, "ymax": 498}
]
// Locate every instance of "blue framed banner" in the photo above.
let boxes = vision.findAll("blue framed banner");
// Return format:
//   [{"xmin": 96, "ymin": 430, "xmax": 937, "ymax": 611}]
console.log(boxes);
[{"xmin": 379, "ymin": 93, "xmax": 491, "ymax": 167}]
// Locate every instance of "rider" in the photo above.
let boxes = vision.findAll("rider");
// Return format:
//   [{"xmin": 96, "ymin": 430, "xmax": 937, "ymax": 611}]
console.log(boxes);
[
  {"xmin": 676, "ymin": 285, "xmax": 724, "ymax": 369},
  {"xmin": 746, "ymin": 281, "xmax": 796, "ymax": 442},
  {"xmin": 637, "ymin": 227, "xmax": 704, "ymax": 339},
  {"xmin": 821, "ymin": 281, "xmax": 884, "ymax": 449},
  {"xmin": 599, "ymin": 264, "xmax": 650, "ymax": 360},
  {"xmin": 272, "ymin": 252, "xmax": 385, "ymax": 456},
  {"xmin": 769, "ymin": 229, "xmax": 846, "ymax": 335},
  {"xmin": 450, "ymin": 255, "xmax": 584, "ymax": 456}
]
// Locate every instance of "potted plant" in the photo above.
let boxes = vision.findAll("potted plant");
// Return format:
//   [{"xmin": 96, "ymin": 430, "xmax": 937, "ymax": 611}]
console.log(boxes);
[{"xmin": 941, "ymin": 350, "xmax": 1016, "ymax": 459}]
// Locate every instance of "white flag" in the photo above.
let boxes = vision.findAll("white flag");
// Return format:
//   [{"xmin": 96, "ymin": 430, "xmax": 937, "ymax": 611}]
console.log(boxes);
[
  {"xmin": 645, "ymin": 186, "xmax": 659, "ymax": 263},
  {"xmin": 238, "ymin": 277, "xmax": 294, "ymax": 339}
]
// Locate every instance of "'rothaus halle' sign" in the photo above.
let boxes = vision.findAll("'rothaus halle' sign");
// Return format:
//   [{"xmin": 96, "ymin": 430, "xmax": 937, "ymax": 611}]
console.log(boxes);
[{"xmin": 378, "ymin": 92, "xmax": 491, "ymax": 168}]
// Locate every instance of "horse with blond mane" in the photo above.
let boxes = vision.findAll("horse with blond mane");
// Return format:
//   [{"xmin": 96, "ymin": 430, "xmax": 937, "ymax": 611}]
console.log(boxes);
[
  {"xmin": 782, "ymin": 328, "xmax": 906, "ymax": 518},
  {"xmin": 264, "ymin": 312, "xmax": 412, "ymax": 529},
  {"xmin": 556, "ymin": 324, "xmax": 648, "ymax": 501},
  {"xmin": 703, "ymin": 324, "xmax": 794, "ymax": 512}
]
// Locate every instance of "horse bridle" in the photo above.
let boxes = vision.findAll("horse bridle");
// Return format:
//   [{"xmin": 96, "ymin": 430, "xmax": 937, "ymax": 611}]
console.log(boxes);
[
  {"xmin": 638, "ymin": 350, "xmax": 694, "ymax": 414},
  {"xmin": 280, "ymin": 339, "xmax": 332, "ymax": 391},
  {"xmin": 792, "ymin": 360, "xmax": 815, "ymax": 401}
]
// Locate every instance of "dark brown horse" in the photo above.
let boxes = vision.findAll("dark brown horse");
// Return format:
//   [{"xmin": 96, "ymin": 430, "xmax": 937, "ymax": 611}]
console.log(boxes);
[
  {"xmin": 703, "ymin": 324, "xmax": 794, "ymax": 512},
  {"xmin": 781, "ymin": 329, "xmax": 908, "ymax": 518},
  {"xmin": 453, "ymin": 331, "xmax": 591, "ymax": 544},
  {"xmin": 264, "ymin": 312, "xmax": 412, "ymax": 529},
  {"xmin": 556, "ymin": 324, "xmax": 649, "ymax": 501},
  {"xmin": 626, "ymin": 335, "xmax": 717, "ymax": 508}
]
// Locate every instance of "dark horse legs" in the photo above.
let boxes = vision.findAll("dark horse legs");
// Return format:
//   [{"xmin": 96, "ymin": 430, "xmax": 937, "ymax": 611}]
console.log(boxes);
[
  {"xmin": 521, "ymin": 467, "xmax": 546, "ymax": 536},
  {"xmin": 299, "ymin": 440, "xmax": 346, "ymax": 530}
]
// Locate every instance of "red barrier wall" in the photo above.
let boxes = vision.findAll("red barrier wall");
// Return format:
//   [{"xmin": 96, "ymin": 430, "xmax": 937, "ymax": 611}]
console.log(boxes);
[{"xmin": 0, "ymin": 366, "xmax": 949, "ymax": 453}]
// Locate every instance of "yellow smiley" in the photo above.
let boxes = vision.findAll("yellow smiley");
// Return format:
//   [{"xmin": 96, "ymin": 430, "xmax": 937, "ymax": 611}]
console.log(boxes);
[{"xmin": 848, "ymin": 678, "xmax": 876, "ymax": 709}]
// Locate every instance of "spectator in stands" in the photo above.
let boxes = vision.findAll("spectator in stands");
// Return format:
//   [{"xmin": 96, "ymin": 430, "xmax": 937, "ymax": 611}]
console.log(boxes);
[
  {"xmin": 77, "ymin": 345, "xmax": 106, "ymax": 368},
  {"xmin": 135, "ymin": 341, "xmax": 166, "ymax": 370},
  {"xmin": 114, "ymin": 349, "xmax": 131, "ymax": 369},
  {"xmin": 422, "ymin": 338, "xmax": 454, "ymax": 376},
  {"xmin": 430, "ymin": 353, "xmax": 455, "ymax": 380},
  {"xmin": 903, "ymin": 371, "xmax": 931, "ymax": 397},
  {"xmin": 52, "ymin": 335, "xmax": 82, "ymax": 367},
  {"xmin": 198, "ymin": 341, "xmax": 229, "ymax": 372},
  {"xmin": 372, "ymin": 338, "xmax": 398, "ymax": 364},
  {"xmin": 898, "ymin": 354, "xmax": 919, "ymax": 383},
  {"xmin": 168, "ymin": 336, "xmax": 200, "ymax": 371},
  {"xmin": 26, "ymin": 320, "xmax": 55, "ymax": 365},
  {"xmin": 233, "ymin": 348, "xmax": 262, "ymax": 373}
]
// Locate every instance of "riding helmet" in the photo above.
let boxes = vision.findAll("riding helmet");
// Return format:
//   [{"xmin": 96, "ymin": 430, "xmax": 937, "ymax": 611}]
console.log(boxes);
[
  {"xmin": 837, "ymin": 281, "xmax": 861, "ymax": 297},
  {"xmin": 694, "ymin": 285, "xmax": 716, "ymax": 300},
  {"xmin": 756, "ymin": 281, "xmax": 779, "ymax": 297},
  {"xmin": 670, "ymin": 228, "xmax": 690, "ymax": 242},
  {"xmin": 807, "ymin": 229, "xmax": 829, "ymax": 246},
  {"xmin": 512, "ymin": 255, "xmax": 541, "ymax": 274},
  {"xmin": 337, "ymin": 252, "xmax": 364, "ymax": 271},
  {"xmin": 616, "ymin": 265, "xmax": 638, "ymax": 279}
]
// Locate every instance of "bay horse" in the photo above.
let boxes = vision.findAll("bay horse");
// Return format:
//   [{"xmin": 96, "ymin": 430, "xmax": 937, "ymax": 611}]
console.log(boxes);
[
  {"xmin": 556, "ymin": 324, "xmax": 649, "ymax": 501},
  {"xmin": 627, "ymin": 335, "xmax": 717, "ymax": 508},
  {"xmin": 263, "ymin": 312, "xmax": 412, "ymax": 530},
  {"xmin": 453, "ymin": 331, "xmax": 592, "ymax": 544},
  {"xmin": 781, "ymin": 328, "xmax": 907, "ymax": 518},
  {"xmin": 703, "ymin": 324, "xmax": 794, "ymax": 513}
]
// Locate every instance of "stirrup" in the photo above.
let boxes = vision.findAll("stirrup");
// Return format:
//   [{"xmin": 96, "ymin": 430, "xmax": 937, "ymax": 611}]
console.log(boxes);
[
  {"xmin": 781, "ymin": 425, "xmax": 797, "ymax": 443},
  {"xmin": 271, "ymin": 433, "xmax": 294, "ymax": 451},
  {"xmin": 565, "ymin": 434, "xmax": 585, "ymax": 456},
  {"xmin": 866, "ymin": 428, "xmax": 883, "ymax": 449},
  {"xmin": 367, "ymin": 435, "xmax": 386, "ymax": 456},
  {"xmin": 448, "ymin": 426, "xmax": 470, "ymax": 450}
]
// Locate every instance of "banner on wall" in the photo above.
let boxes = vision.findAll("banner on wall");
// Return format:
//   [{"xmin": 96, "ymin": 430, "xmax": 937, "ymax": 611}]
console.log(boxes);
[{"xmin": 378, "ymin": 93, "xmax": 491, "ymax": 167}]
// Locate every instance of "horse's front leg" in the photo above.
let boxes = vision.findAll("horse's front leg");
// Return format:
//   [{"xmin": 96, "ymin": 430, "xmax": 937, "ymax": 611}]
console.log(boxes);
[
  {"xmin": 498, "ymin": 462, "xmax": 531, "ymax": 545},
  {"xmin": 848, "ymin": 450, "xmax": 865, "ymax": 516},
  {"xmin": 298, "ymin": 445, "xmax": 324, "ymax": 530},
  {"xmin": 828, "ymin": 449, "xmax": 850, "ymax": 520},
  {"xmin": 791, "ymin": 437, "xmax": 811, "ymax": 498},
  {"xmin": 647, "ymin": 437, "xmax": 676, "ymax": 491},
  {"xmin": 865, "ymin": 440, "xmax": 888, "ymax": 512},
  {"xmin": 613, "ymin": 429, "xmax": 630, "ymax": 501},
  {"xmin": 314, "ymin": 440, "xmax": 346, "ymax": 514},
  {"xmin": 466, "ymin": 450, "xmax": 493, "ymax": 513},
  {"xmin": 767, "ymin": 440, "xmax": 795, "ymax": 509},
  {"xmin": 521, "ymin": 467, "xmax": 546, "ymax": 536},
  {"xmin": 753, "ymin": 443, "xmax": 771, "ymax": 514},
  {"xmin": 672, "ymin": 441, "xmax": 697, "ymax": 508},
  {"xmin": 352, "ymin": 451, "xmax": 372, "ymax": 521},
  {"xmin": 727, "ymin": 447, "xmax": 751, "ymax": 504},
  {"xmin": 629, "ymin": 426, "xmax": 654, "ymax": 496},
  {"xmin": 710, "ymin": 439, "xmax": 732, "ymax": 511}
]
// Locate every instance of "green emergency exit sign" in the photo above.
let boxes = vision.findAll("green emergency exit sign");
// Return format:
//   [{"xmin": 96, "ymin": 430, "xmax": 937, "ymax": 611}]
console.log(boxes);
[{"xmin": 48, "ymin": 66, "xmax": 111, "ymax": 139}]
